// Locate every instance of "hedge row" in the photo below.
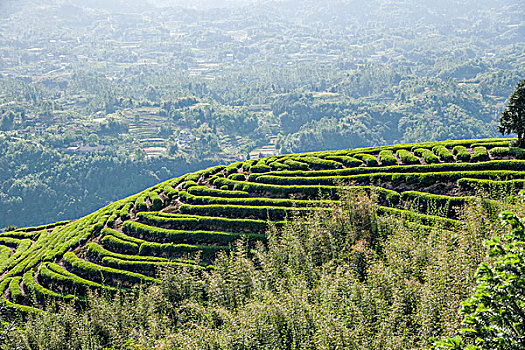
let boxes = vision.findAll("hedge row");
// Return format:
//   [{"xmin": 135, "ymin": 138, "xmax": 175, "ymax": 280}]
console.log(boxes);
[
  {"xmin": 344, "ymin": 138, "xmax": 512, "ymax": 156},
  {"xmin": 101, "ymin": 256, "xmax": 201, "ymax": 276},
  {"xmin": 353, "ymin": 153, "xmax": 378, "ymax": 167},
  {"xmin": 432, "ymin": 145, "xmax": 454, "ymax": 162},
  {"xmin": 123, "ymin": 220, "xmax": 265, "ymax": 245},
  {"xmin": 250, "ymin": 160, "xmax": 271, "ymax": 173},
  {"xmin": 13, "ymin": 220, "xmax": 69, "ymax": 233},
  {"xmin": 489, "ymin": 147, "xmax": 510, "ymax": 157},
  {"xmin": 414, "ymin": 148, "xmax": 439, "ymax": 164},
  {"xmin": 101, "ymin": 234, "xmax": 139, "ymax": 255},
  {"xmin": 471, "ymin": 147, "xmax": 489, "ymax": 162},
  {"xmin": 254, "ymin": 170, "xmax": 525, "ymax": 187},
  {"xmin": 23, "ymin": 269, "xmax": 77, "ymax": 305},
  {"xmin": 260, "ymin": 159, "xmax": 525, "ymax": 179},
  {"xmin": 149, "ymin": 192, "xmax": 164, "ymax": 211},
  {"xmin": 9, "ymin": 276, "xmax": 24, "ymax": 304},
  {"xmin": 0, "ymin": 237, "xmax": 25, "ymax": 248},
  {"xmin": 470, "ymin": 140, "xmax": 510, "ymax": 148},
  {"xmin": 401, "ymin": 191, "xmax": 475, "ymax": 217},
  {"xmin": 86, "ymin": 242, "xmax": 170, "ymax": 263},
  {"xmin": 179, "ymin": 190, "xmax": 332, "ymax": 209},
  {"xmin": 0, "ymin": 239, "xmax": 32, "ymax": 275},
  {"xmin": 269, "ymin": 161, "xmax": 291, "ymax": 171},
  {"xmin": 323, "ymin": 156, "xmax": 363, "ymax": 167},
  {"xmin": 181, "ymin": 180, "xmax": 198, "ymax": 190},
  {"xmin": 452, "ymin": 146, "xmax": 471, "ymax": 162},
  {"xmin": 224, "ymin": 162, "xmax": 242, "ymax": 175},
  {"xmin": 213, "ymin": 176, "xmax": 337, "ymax": 197},
  {"xmin": 396, "ymin": 149, "xmax": 420, "ymax": 165},
  {"xmin": 377, "ymin": 206, "xmax": 462, "ymax": 230},
  {"xmin": 0, "ymin": 230, "xmax": 44, "ymax": 240},
  {"xmin": 179, "ymin": 203, "xmax": 329, "ymax": 221},
  {"xmin": 0, "ymin": 277, "xmax": 41, "ymax": 315},
  {"xmin": 228, "ymin": 173, "xmax": 246, "ymax": 181},
  {"xmin": 187, "ymin": 185, "xmax": 250, "ymax": 198},
  {"xmin": 64, "ymin": 252, "xmax": 158, "ymax": 287},
  {"xmin": 138, "ymin": 241, "xmax": 228, "ymax": 260},
  {"xmin": 38, "ymin": 262, "xmax": 117, "ymax": 296},
  {"xmin": 101, "ymin": 228, "xmax": 144, "ymax": 245},
  {"xmin": 119, "ymin": 203, "xmax": 133, "ymax": 220},
  {"xmin": 378, "ymin": 150, "xmax": 397, "ymax": 166},
  {"xmin": 0, "ymin": 245, "xmax": 11, "ymax": 262},
  {"xmin": 283, "ymin": 159, "xmax": 309, "ymax": 170},
  {"xmin": 137, "ymin": 212, "xmax": 276, "ymax": 233},
  {"xmin": 457, "ymin": 178, "xmax": 525, "ymax": 193},
  {"xmin": 297, "ymin": 156, "xmax": 343, "ymax": 170},
  {"xmin": 135, "ymin": 196, "xmax": 148, "ymax": 212}
]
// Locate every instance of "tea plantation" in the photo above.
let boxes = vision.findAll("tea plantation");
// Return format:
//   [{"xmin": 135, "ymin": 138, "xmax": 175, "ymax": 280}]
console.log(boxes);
[{"xmin": 1, "ymin": 138, "xmax": 524, "ymax": 314}]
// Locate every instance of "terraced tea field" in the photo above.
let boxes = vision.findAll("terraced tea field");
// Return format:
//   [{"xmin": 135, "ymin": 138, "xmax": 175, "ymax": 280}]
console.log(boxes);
[{"xmin": 2, "ymin": 138, "xmax": 524, "ymax": 314}]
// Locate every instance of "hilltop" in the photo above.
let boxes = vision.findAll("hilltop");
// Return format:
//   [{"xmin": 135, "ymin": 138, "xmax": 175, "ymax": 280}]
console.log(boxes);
[{"xmin": 0, "ymin": 138, "xmax": 524, "ymax": 314}]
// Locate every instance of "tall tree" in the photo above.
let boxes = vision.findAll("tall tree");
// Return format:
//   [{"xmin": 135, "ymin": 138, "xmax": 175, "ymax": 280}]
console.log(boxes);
[{"xmin": 499, "ymin": 79, "xmax": 525, "ymax": 147}]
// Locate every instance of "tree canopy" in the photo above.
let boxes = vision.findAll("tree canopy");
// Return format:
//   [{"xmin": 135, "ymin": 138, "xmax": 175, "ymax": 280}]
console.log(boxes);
[{"xmin": 499, "ymin": 79, "xmax": 525, "ymax": 147}]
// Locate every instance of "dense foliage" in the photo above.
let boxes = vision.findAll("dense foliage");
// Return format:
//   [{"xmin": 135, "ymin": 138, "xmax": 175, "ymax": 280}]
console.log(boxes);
[
  {"xmin": 499, "ymin": 79, "xmax": 525, "ymax": 147},
  {"xmin": 1, "ymin": 190, "xmax": 518, "ymax": 350},
  {"xmin": 0, "ymin": 136, "xmax": 214, "ymax": 228},
  {"xmin": 431, "ymin": 209, "xmax": 525, "ymax": 350}
]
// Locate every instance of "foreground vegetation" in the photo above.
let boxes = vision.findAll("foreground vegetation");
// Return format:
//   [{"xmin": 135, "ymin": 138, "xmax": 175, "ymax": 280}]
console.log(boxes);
[{"xmin": 1, "ymin": 188, "xmax": 523, "ymax": 349}]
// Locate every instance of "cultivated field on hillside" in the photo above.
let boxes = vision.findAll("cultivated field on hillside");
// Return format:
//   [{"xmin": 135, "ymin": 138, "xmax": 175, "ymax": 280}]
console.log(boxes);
[{"xmin": 1, "ymin": 138, "xmax": 523, "ymax": 313}]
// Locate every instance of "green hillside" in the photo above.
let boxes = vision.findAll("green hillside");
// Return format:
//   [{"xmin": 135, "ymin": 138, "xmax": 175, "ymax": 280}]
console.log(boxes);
[{"xmin": 1, "ymin": 138, "xmax": 524, "ymax": 314}]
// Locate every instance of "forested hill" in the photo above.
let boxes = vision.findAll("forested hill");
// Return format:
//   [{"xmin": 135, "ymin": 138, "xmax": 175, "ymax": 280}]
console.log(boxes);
[{"xmin": 0, "ymin": 137, "xmax": 523, "ymax": 316}]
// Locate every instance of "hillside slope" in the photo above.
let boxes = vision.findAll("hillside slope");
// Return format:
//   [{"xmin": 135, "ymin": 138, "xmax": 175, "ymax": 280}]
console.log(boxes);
[{"xmin": 1, "ymin": 138, "xmax": 524, "ymax": 313}]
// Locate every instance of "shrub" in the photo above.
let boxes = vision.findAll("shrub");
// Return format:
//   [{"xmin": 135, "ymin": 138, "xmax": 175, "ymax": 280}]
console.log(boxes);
[
  {"xmin": 101, "ymin": 234, "xmax": 139, "ymax": 254},
  {"xmin": 430, "ymin": 211, "xmax": 525, "ymax": 350},
  {"xmin": 396, "ymin": 149, "xmax": 420, "ymax": 165},
  {"xmin": 9, "ymin": 276, "xmax": 24, "ymax": 304},
  {"xmin": 414, "ymin": 148, "xmax": 440, "ymax": 164},
  {"xmin": 250, "ymin": 161, "xmax": 271, "ymax": 173},
  {"xmin": 324, "ymin": 156, "xmax": 363, "ymax": 167},
  {"xmin": 135, "ymin": 196, "xmax": 148, "ymax": 212},
  {"xmin": 38, "ymin": 262, "xmax": 117, "ymax": 296},
  {"xmin": 432, "ymin": 145, "xmax": 454, "ymax": 162},
  {"xmin": 149, "ymin": 193, "xmax": 164, "ymax": 211},
  {"xmin": 228, "ymin": 173, "xmax": 246, "ymax": 181},
  {"xmin": 471, "ymin": 146, "xmax": 489, "ymax": 162},
  {"xmin": 23, "ymin": 270, "xmax": 77, "ymax": 305},
  {"xmin": 510, "ymin": 147, "xmax": 525, "ymax": 159},
  {"xmin": 64, "ymin": 252, "xmax": 157, "ymax": 286},
  {"xmin": 268, "ymin": 161, "xmax": 290, "ymax": 170},
  {"xmin": 181, "ymin": 180, "xmax": 198, "ymax": 189},
  {"xmin": 489, "ymin": 147, "xmax": 510, "ymax": 157},
  {"xmin": 138, "ymin": 241, "xmax": 227, "ymax": 260},
  {"xmin": 283, "ymin": 159, "xmax": 309, "ymax": 170},
  {"xmin": 137, "ymin": 212, "xmax": 277, "ymax": 234},
  {"xmin": 452, "ymin": 146, "xmax": 471, "ymax": 162},
  {"xmin": 353, "ymin": 153, "xmax": 379, "ymax": 167},
  {"xmin": 299, "ymin": 156, "xmax": 344, "ymax": 169},
  {"xmin": 188, "ymin": 185, "xmax": 249, "ymax": 198},
  {"xmin": 123, "ymin": 220, "xmax": 265, "ymax": 244},
  {"xmin": 378, "ymin": 150, "xmax": 397, "ymax": 166},
  {"xmin": 241, "ymin": 159, "xmax": 257, "ymax": 172}
]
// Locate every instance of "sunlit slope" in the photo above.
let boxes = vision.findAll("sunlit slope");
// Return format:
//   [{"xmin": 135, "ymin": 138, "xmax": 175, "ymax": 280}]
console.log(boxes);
[{"xmin": 1, "ymin": 138, "xmax": 524, "ymax": 313}]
